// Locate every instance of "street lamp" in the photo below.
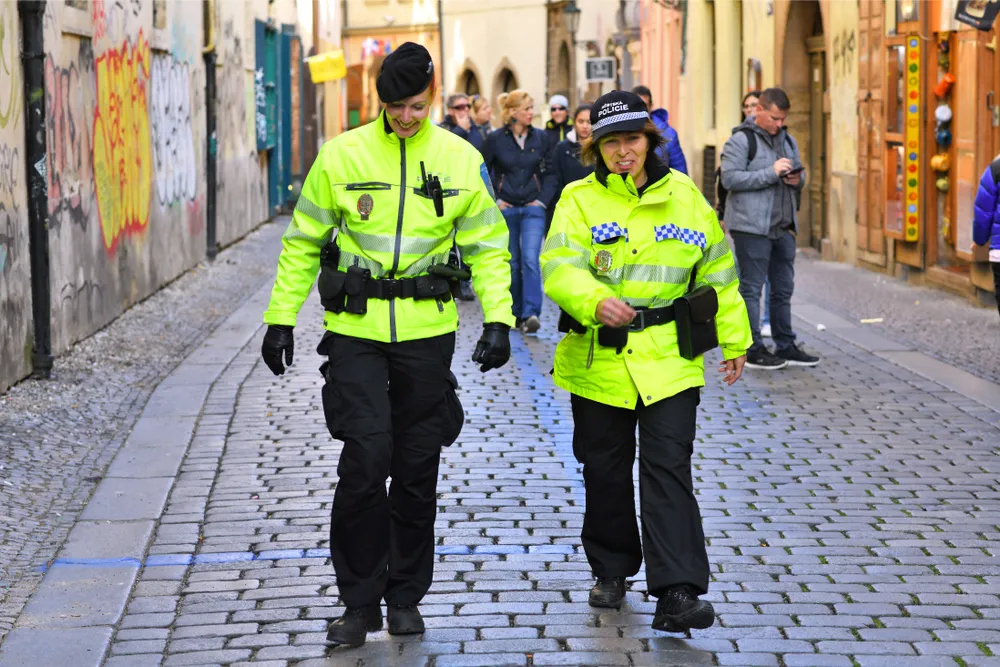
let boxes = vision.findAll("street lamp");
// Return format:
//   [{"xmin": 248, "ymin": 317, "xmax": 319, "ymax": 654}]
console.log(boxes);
[{"xmin": 563, "ymin": 0, "xmax": 582, "ymax": 42}]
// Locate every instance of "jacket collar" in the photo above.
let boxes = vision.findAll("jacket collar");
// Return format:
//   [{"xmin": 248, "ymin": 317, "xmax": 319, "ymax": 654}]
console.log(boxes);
[
  {"xmin": 595, "ymin": 153, "xmax": 671, "ymax": 200},
  {"xmin": 377, "ymin": 110, "xmax": 433, "ymax": 148},
  {"xmin": 504, "ymin": 123, "xmax": 536, "ymax": 140}
]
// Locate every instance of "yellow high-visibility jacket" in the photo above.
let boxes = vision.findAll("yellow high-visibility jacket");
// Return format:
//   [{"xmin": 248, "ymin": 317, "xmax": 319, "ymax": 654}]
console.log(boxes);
[
  {"xmin": 541, "ymin": 168, "xmax": 752, "ymax": 408},
  {"xmin": 263, "ymin": 113, "xmax": 516, "ymax": 341}
]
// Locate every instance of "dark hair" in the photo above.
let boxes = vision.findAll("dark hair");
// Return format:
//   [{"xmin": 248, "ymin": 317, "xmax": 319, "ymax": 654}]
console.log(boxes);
[
  {"xmin": 631, "ymin": 85, "xmax": 653, "ymax": 106},
  {"xmin": 759, "ymin": 87, "xmax": 790, "ymax": 111},
  {"xmin": 579, "ymin": 119, "xmax": 666, "ymax": 168},
  {"xmin": 742, "ymin": 90, "xmax": 761, "ymax": 106},
  {"xmin": 573, "ymin": 103, "xmax": 592, "ymax": 122},
  {"xmin": 446, "ymin": 93, "xmax": 469, "ymax": 109}
]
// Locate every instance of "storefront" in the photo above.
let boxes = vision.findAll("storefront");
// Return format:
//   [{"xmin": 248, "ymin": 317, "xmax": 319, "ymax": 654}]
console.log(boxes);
[{"xmin": 859, "ymin": 0, "xmax": 995, "ymax": 300}]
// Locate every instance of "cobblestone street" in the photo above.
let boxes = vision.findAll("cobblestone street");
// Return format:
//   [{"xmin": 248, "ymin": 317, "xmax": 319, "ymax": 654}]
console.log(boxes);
[{"xmin": 1, "ymin": 239, "xmax": 1000, "ymax": 667}]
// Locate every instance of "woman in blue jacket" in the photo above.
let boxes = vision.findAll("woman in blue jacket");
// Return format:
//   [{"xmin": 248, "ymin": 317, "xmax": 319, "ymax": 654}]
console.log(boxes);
[
  {"xmin": 485, "ymin": 90, "xmax": 555, "ymax": 334},
  {"xmin": 973, "ymin": 160, "xmax": 1000, "ymax": 318}
]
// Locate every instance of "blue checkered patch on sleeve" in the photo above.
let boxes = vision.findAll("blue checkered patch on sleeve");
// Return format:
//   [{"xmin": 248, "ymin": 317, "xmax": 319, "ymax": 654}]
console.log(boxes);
[
  {"xmin": 654, "ymin": 224, "xmax": 706, "ymax": 249},
  {"xmin": 591, "ymin": 222, "xmax": 627, "ymax": 243}
]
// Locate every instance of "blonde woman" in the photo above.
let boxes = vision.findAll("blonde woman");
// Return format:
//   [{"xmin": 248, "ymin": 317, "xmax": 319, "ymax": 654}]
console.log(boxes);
[
  {"xmin": 484, "ymin": 90, "xmax": 555, "ymax": 334},
  {"xmin": 470, "ymin": 94, "xmax": 492, "ymax": 149}
]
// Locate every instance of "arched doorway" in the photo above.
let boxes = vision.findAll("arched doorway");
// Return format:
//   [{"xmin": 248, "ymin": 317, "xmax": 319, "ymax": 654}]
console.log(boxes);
[
  {"xmin": 457, "ymin": 69, "xmax": 480, "ymax": 96},
  {"xmin": 781, "ymin": 0, "xmax": 827, "ymax": 250},
  {"xmin": 552, "ymin": 41, "xmax": 571, "ymax": 103}
]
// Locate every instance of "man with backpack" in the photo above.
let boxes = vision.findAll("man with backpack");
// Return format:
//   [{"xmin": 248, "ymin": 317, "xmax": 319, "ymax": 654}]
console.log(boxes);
[{"xmin": 720, "ymin": 87, "xmax": 819, "ymax": 370}]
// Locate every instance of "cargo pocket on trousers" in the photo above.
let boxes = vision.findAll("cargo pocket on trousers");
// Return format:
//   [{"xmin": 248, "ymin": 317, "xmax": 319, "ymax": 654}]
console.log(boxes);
[
  {"xmin": 441, "ymin": 370, "xmax": 465, "ymax": 447},
  {"xmin": 318, "ymin": 343, "xmax": 345, "ymax": 440}
]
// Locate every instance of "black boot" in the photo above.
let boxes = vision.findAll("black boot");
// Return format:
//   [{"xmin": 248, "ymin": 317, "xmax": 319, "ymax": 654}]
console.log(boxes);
[
  {"xmin": 387, "ymin": 604, "xmax": 425, "ymax": 635},
  {"xmin": 652, "ymin": 585, "xmax": 715, "ymax": 632},
  {"xmin": 325, "ymin": 605, "xmax": 383, "ymax": 647},
  {"xmin": 588, "ymin": 577, "xmax": 627, "ymax": 609}
]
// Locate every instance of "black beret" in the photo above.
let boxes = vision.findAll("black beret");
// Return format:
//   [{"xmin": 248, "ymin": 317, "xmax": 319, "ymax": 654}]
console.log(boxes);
[
  {"xmin": 590, "ymin": 91, "xmax": 650, "ymax": 141},
  {"xmin": 376, "ymin": 42, "xmax": 435, "ymax": 103}
]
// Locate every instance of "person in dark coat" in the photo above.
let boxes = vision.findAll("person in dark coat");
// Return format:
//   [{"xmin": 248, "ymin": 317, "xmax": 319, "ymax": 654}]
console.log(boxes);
[
  {"xmin": 545, "ymin": 104, "xmax": 594, "ymax": 231},
  {"xmin": 440, "ymin": 93, "xmax": 484, "ymax": 153},
  {"xmin": 484, "ymin": 90, "xmax": 556, "ymax": 334},
  {"xmin": 544, "ymin": 94, "xmax": 571, "ymax": 150},
  {"xmin": 632, "ymin": 85, "xmax": 687, "ymax": 175},
  {"xmin": 469, "ymin": 94, "xmax": 493, "ymax": 151}
]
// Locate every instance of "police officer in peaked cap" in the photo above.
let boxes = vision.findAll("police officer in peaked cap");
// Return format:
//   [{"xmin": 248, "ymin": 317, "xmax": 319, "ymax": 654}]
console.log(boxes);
[{"xmin": 260, "ymin": 42, "xmax": 516, "ymax": 648}]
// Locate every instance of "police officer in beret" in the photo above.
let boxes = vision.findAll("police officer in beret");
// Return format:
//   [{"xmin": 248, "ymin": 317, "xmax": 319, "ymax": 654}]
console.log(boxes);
[{"xmin": 260, "ymin": 42, "xmax": 516, "ymax": 648}]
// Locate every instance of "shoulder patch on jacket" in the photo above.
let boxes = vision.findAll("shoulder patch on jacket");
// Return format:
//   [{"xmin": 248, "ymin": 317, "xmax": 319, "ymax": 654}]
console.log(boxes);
[{"xmin": 654, "ymin": 223, "xmax": 706, "ymax": 249}]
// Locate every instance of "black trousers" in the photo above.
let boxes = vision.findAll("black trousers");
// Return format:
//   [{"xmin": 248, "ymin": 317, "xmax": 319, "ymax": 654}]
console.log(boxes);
[
  {"xmin": 570, "ymin": 388, "xmax": 710, "ymax": 597},
  {"xmin": 319, "ymin": 332, "xmax": 464, "ymax": 608}
]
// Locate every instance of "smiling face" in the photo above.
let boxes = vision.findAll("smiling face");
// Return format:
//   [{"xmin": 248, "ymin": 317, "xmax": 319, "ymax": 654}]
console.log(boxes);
[
  {"xmin": 599, "ymin": 131, "xmax": 649, "ymax": 183},
  {"xmin": 385, "ymin": 86, "xmax": 434, "ymax": 138},
  {"xmin": 550, "ymin": 104, "xmax": 568, "ymax": 125},
  {"xmin": 574, "ymin": 109, "xmax": 592, "ymax": 142}
]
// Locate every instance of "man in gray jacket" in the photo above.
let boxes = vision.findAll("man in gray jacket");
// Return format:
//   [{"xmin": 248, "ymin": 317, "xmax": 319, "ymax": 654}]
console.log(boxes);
[{"xmin": 720, "ymin": 87, "xmax": 820, "ymax": 370}]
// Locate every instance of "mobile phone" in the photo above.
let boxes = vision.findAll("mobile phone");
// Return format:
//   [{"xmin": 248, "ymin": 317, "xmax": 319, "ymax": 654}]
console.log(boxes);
[{"xmin": 782, "ymin": 166, "xmax": 805, "ymax": 177}]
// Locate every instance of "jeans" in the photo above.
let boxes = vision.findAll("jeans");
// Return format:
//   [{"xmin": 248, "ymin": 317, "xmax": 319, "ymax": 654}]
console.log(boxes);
[
  {"xmin": 503, "ymin": 205, "xmax": 545, "ymax": 319},
  {"xmin": 731, "ymin": 230, "xmax": 797, "ymax": 353},
  {"xmin": 993, "ymin": 263, "xmax": 1000, "ymax": 319},
  {"xmin": 762, "ymin": 281, "xmax": 771, "ymax": 327}
]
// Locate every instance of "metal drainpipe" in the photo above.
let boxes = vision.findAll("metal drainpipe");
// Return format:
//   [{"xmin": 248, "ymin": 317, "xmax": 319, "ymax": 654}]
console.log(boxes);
[
  {"xmin": 204, "ymin": 1, "xmax": 218, "ymax": 260},
  {"xmin": 18, "ymin": 0, "xmax": 53, "ymax": 378}
]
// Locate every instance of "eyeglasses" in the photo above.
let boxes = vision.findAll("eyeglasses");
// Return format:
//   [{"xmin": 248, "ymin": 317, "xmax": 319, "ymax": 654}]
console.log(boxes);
[
  {"xmin": 450, "ymin": 104, "xmax": 471, "ymax": 111},
  {"xmin": 551, "ymin": 106, "xmax": 566, "ymax": 112}
]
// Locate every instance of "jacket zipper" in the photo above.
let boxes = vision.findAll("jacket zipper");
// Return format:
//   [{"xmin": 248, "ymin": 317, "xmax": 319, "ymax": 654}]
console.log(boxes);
[{"xmin": 388, "ymin": 138, "xmax": 407, "ymax": 343}]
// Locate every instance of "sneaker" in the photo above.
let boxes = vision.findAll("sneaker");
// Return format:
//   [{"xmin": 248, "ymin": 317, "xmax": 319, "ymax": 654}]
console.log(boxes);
[
  {"xmin": 325, "ymin": 605, "xmax": 383, "ymax": 647},
  {"xmin": 588, "ymin": 577, "xmax": 627, "ymax": 609},
  {"xmin": 456, "ymin": 279, "xmax": 476, "ymax": 302},
  {"xmin": 523, "ymin": 315, "xmax": 541, "ymax": 335},
  {"xmin": 776, "ymin": 344, "xmax": 820, "ymax": 367},
  {"xmin": 386, "ymin": 604, "xmax": 425, "ymax": 635},
  {"xmin": 744, "ymin": 347, "xmax": 788, "ymax": 370},
  {"xmin": 652, "ymin": 585, "xmax": 715, "ymax": 633},
  {"xmin": 515, "ymin": 317, "xmax": 524, "ymax": 331},
  {"xmin": 760, "ymin": 323, "xmax": 772, "ymax": 338}
]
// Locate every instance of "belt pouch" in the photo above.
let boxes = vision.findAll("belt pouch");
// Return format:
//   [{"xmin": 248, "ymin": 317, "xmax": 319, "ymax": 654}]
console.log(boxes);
[
  {"xmin": 415, "ymin": 276, "xmax": 452, "ymax": 300},
  {"xmin": 344, "ymin": 265, "xmax": 371, "ymax": 315},
  {"xmin": 598, "ymin": 326, "xmax": 629, "ymax": 350},
  {"xmin": 318, "ymin": 268, "xmax": 347, "ymax": 314},
  {"xmin": 674, "ymin": 285, "xmax": 719, "ymax": 360},
  {"xmin": 557, "ymin": 309, "xmax": 587, "ymax": 334}
]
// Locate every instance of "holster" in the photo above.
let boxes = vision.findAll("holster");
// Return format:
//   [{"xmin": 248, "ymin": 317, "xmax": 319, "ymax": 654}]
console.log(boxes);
[
  {"xmin": 344, "ymin": 265, "xmax": 371, "ymax": 315},
  {"xmin": 558, "ymin": 309, "xmax": 628, "ymax": 351},
  {"xmin": 317, "ymin": 243, "xmax": 346, "ymax": 313},
  {"xmin": 674, "ymin": 285, "xmax": 719, "ymax": 360}
]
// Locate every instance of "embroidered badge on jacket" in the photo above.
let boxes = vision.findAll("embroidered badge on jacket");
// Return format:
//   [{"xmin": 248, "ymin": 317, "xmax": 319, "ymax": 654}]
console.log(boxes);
[
  {"xmin": 357, "ymin": 194, "xmax": 374, "ymax": 221},
  {"xmin": 591, "ymin": 221, "xmax": 627, "ymax": 243},
  {"xmin": 654, "ymin": 223, "xmax": 706, "ymax": 249}
]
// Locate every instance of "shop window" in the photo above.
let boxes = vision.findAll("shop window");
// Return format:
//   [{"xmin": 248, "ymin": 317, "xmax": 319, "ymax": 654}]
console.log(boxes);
[
  {"xmin": 885, "ymin": 144, "xmax": 905, "ymax": 237},
  {"xmin": 886, "ymin": 45, "xmax": 906, "ymax": 135}
]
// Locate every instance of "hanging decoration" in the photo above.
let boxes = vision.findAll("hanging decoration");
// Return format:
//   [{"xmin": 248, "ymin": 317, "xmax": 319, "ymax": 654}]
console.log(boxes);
[{"xmin": 904, "ymin": 36, "xmax": 921, "ymax": 243}]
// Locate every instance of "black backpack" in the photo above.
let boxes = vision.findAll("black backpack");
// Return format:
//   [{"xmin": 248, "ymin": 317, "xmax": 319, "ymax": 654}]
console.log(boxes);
[{"xmin": 715, "ymin": 128, "xmax": 797, "ymax": 220}]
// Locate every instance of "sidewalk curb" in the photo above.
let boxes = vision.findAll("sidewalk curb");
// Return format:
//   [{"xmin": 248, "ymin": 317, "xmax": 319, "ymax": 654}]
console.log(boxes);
[
  {"xmin": 0, "ymin": 283, "xmax": 273, "ymax": 667},
  {"xmin": 792, "ymin": 298, "xmax": 1000, "ymax": 415}
]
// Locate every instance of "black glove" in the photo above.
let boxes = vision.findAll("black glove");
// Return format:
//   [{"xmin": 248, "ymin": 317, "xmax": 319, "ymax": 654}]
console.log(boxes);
[
  {"xmin": 471, "ymin": 322, "xmax": 511, "ymax": 373},
  {"xmin": 261, "ymin": 325, "xmax": 294, "ymax": 375}
]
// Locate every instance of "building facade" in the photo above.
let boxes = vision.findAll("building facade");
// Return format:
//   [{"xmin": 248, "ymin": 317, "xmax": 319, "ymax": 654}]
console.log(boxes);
[{"xmin": 0, "ymin": 0, "xmax": 331, "ymax": 394}]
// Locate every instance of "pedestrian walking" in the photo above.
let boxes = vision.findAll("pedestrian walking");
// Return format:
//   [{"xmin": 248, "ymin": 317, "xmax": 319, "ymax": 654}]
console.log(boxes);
[
  {"xmin": 440, "ymin": 92, "xmax": 484, "ymax": 153},
  {"xmin": 470, "ymin": 94, "xmax": 493, "ymax": 149},
  {"xmin": 544, "ymin": 94, "xmax": 571, "ymax": 149},
  {"xmin": 545, "ymin": 103, "xmax": 594, "ymax": 231},
  {"xmin": 485, "ymin": 90, "xmax": 555, "ymax": 334},
  {"xmin": 973, "ymin": 156, "xmax": 1000, "ymax": 318},
  {"xmin": 632, "ymin": 85, "xmax": 688, "ymax": 175},
  {"xmin": 259, "ymin": 42, "xmax": 515, "ymax": 649},
  {"xmin": 720, "ymin": 87, "xmax": 819, "ymax": 369},
  {"xmin": 540, "ymin": 91, "xmax": 752, "ymax": 634}
]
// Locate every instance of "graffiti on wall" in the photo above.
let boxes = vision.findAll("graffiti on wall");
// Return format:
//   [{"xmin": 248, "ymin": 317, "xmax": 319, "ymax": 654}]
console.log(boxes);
[
  {"xmin": 93, "ymin": 32, "xmax": 152, "ymax": 253},
  {"xmin": 151, "ymin": 54, "xmax": 196, "ymax": 207},
  {"xmin": 0, "ymin": 3, "xmax": 21, "ymax": 131},
  {"xmin": 829, "ymin": 3, "xmax": 859, "ymax": 175},
  {"xmin": 254, "ymin": 68, "xmax": 267, "ymax": 146},
  {"xmin": 45, "ymin": 43, "xmax": 96, "ymax": 230}
]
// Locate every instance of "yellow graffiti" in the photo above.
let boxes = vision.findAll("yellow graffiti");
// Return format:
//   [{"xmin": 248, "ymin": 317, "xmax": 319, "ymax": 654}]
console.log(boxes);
[
  {"xmin": 0, "ymin": 3, "xmax": 21, "ymax": 130},
  {"xmin": 93, "ymin": 32, "xmax": 152, "ymax": 253}
]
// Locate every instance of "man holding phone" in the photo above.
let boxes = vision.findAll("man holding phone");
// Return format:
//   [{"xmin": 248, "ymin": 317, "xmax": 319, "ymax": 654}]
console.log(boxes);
[{"xmin": 720, "ymin": 87, "xmax": 819, "ymax": 370}]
